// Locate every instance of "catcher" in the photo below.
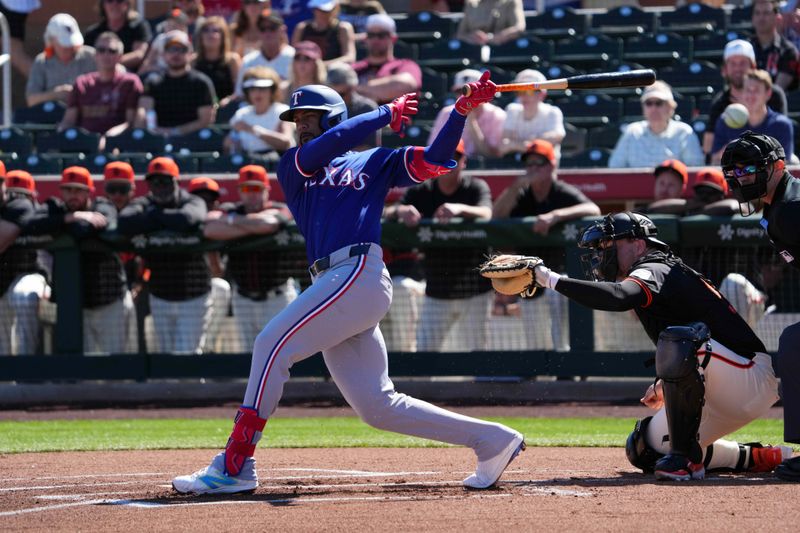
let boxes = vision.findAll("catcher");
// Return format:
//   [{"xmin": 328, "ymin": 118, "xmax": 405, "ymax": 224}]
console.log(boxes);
[{"xmin": 480, "ymin": 212, "xmax": 791, "ymax": 480}]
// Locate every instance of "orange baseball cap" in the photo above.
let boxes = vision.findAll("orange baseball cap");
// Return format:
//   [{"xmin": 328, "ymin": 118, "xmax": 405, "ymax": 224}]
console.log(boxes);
[
  {"xmin": 654, "ymin": 159, "xmax": 688, "ymax": 188},
  {"xmin": 694, "ymin": 167, "xmax": 728, "ymax": 195},
  {"xmin": 146, "ymin": 157, "xmax": 180, "ymax": 179},
  {"xmin": 238, "ymin": 165, "xmax": 270, "ymax": 188},
  {"xmin": 104, "ymin": 161, "xmax": 135, "ymax": 183},
  {"xmin": 5, "ymin": 170, "xmax": 36, "ymax": 194},
  {"xmin": 0, "ymin": 160, "xmax": 6, "ymax": 178},
  {"xmin": 188, "ymin": 176, "xmax": 221, "ymax": 194},
  {"xmin": 455, "ymin": 140, "xmax": 466, "ymax": 157},
  {"xmin": 61, "ymin": 166, "xmax": 95, "ymax": 191},
  {"xmin": 523, "ymin": 139, "xmax": 556, "ymax": 165}
]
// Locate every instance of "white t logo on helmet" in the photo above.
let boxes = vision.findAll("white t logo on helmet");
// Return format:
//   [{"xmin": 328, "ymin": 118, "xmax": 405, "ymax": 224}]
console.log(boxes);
[{"xmin": 291, "ymin": 90, "xmax": 302, "ymax": 106}]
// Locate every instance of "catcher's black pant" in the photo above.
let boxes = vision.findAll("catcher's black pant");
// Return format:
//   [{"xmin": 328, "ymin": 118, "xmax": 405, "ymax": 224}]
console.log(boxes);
[{"xmin": 777, "ymin": 322, "xmax": 800, "ymax": 444}]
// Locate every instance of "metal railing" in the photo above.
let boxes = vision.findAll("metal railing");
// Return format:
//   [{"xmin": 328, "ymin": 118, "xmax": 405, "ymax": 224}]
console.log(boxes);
[{"xmin": 0, "ymin": 12, "xmax": 11, "ymax": 128}]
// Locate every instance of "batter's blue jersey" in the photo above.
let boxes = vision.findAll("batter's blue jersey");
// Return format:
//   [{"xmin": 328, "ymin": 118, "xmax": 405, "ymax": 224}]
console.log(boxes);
[{"xmin": 278, "ymin": 145, "xmax": 421, "ymax": 263}]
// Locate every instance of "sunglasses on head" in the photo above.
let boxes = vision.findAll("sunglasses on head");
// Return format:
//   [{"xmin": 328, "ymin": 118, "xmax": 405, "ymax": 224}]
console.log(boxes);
[
  {"xmin": 643, "ymin": 99, "xmax": 666, "ymax": 108},
  {"xmin": 105, "ymin": 183, "xmax": 132, "ymax": 195},
  {"xmin": 366, "ymin": 31, "xmax": 391, "ymax": 39},
  {"xmin": 95, "ymin": 46, "xmax": 121, "ymax": 54},
  {"xmin": 240, "ymin": 184, "xmax": 264, "ymax": 193},
  {"xmin": 724, "ymin": 164, "xmax": 759, "ymax": 178}
]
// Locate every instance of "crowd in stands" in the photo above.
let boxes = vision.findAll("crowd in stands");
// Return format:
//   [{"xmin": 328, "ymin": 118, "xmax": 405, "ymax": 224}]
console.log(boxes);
[{"xmin": 2, "ymin": 0, "xmax": 800, "ymax": 356}]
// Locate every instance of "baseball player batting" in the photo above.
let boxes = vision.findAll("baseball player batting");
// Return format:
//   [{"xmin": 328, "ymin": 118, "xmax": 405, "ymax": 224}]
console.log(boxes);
[{"xmin": 173, "ymin": 72, "xmax": 525, "ymax": 495}]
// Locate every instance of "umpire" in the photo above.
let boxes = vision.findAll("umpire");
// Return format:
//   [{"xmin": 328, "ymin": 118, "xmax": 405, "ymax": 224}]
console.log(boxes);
[{"xmin": 721, "ymin": 131, "xmax": 800, "ymax": 481}]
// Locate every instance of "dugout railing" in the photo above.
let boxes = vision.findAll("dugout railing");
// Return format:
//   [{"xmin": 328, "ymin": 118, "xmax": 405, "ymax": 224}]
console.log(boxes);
[{"xmin": 1, "ymin": 215, "xmax": 796, "ymax": 382}]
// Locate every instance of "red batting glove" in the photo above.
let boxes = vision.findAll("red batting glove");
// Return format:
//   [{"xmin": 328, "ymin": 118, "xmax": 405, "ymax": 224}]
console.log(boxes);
[
  {"xmin": 454, "ymin": 70, "xmax": 497, "ymax": 115},
  {"xmin": 389, "ymin": 92, "xmax": 419, "ymax": 137}
]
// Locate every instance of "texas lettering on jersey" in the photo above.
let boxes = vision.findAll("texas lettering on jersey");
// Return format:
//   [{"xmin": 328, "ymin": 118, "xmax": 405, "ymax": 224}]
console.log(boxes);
[{"xmin": 303, "ymin": 165, "xmax": 370, "ymax": 191}]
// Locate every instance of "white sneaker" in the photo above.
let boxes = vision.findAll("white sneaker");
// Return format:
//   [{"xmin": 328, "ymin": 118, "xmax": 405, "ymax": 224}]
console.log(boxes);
[
  {"xmin": 172, "ymin": 452, "xmax": 258, "ymax": 495},
  {"xmin": 463, "ymin": 432, "xmax": 525, "ymax": 489}
]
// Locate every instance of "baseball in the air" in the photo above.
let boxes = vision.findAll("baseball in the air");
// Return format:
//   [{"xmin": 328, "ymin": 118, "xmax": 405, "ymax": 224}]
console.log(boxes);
[{"xmin": 722, "ymin": 103, "xmax": 749, "ymax": 129}]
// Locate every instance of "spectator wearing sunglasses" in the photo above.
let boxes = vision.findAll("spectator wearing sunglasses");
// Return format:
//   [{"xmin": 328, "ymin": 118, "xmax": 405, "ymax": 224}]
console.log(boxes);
[
  {"xmin": 282, "ymin": 41, "xmax": 327, "ymax": 104},
  {"xmin": 84, "ymin": 0, "xmax": 152, "ymax": 71},
  {"xmin": 351, "ymin": 14, "xmax": 420, "ymax": 104},
  {"xmin": 118, "ymin": 157, "xmax": 212, "ymax": 354},
  {"xmin": 235, "ymin": 11, "xmax": 295, "ymax": 96},
  {"xmin": 608, "ymin": 80, "xmax": 704, "ymax": 169},
  {"xmin": 203, "ymin": 165, "xmax": 297, "ymax": 351},
  {"xmin": 136, "ymin": 30, "xmax": 216, "ymax": 137},
  {"xmin": 226, "ymin": 66, "xmax": 294, "ymax": 157},
  {"xmin": 193, "ymin": 16, "xmax": 241, "ymax": 106},
  {"xmin": 59, "ymin": 32, "xmax": 143, "ymax": 138},
  {"xmin": 492, "ymin": 140, "xmax": 600, "ymax": 351}
]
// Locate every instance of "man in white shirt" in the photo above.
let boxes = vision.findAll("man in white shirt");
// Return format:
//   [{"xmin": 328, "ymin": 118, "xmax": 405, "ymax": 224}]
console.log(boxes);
[{"xmin": 234, "ymin": 11, "xmax": 295, "ymax": 97}]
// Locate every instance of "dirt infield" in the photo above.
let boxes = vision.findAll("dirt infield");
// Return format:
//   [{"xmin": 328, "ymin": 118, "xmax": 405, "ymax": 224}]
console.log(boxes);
[{"xmin": 1, "ymin": 446, "xmax": 799, "ymax": 532}]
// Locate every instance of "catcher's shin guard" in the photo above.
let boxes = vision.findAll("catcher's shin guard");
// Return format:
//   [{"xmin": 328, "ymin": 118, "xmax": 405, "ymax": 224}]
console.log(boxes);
[
  {"xmin": 224, "ymin": 407, "xmax": 267, "ymax": 476},
  {"xmin": 655, "ymin": 323, "xmax": 710, "ymax": 464}
]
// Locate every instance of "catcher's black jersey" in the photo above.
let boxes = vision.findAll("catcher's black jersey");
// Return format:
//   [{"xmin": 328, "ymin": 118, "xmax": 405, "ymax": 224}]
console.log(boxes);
[
  {"xmin": 762, "ymin": 172, "xmax": 800, "ymax": 270},
  {"xmin": 627, "ymin": 252, "xmax": 766, "ymax": 357}
]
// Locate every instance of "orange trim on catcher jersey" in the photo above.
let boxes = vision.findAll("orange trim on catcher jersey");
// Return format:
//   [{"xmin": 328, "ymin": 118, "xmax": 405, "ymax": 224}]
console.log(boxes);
[
  {"xmin": 695, "ymin": 350, "xmax": 755, "ymax": 369},
  {"xmin": 624, "ymin": 276, "xmax": 652, "ymax": 308}
]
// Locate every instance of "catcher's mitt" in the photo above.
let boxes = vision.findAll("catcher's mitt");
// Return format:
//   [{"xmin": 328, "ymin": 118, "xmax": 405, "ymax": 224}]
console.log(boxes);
[{"xmin": 479, "ymin": 254, "xmax": 543, "ymax": 298}]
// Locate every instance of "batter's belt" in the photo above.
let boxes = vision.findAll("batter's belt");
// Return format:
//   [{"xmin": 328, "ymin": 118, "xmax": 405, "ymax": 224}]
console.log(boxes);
[{"xmin": 309, "ymin": 243, "xmax": 374, "ymax": 277}]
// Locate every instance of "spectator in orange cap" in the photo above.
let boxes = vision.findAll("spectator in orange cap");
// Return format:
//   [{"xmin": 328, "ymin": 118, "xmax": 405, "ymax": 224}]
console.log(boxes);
[
  {"xmin": 118, "ymin": 157, "xmax": 213, "ymax": 354},
  {"xmin": 187, "ymin": 175, "xmax": 231, "ymax": 353},
  {"xmin": 492, "ymin": 139, "xmax": 600, "ymax": 352},
  {"xmin": 204, "ymin": 164, "xmax": 297, "ymax": 350},
  {"xmin": 24, "ymin": 166, "xmax": 133, "ymax": 354},
  {"xmin": 0, "ymin": 170, "xmax": 49, "ymax": 355},
  {"xmin": 644, "ymin": 159, "xmax": 690, "ymax": 215},
  {"xmin": 688, "ymin": 167, "xmax": 739, "ymax": 216},
  {"xmin": 383, "ymin": 139, "xmax": 496, "ymax": 352}
]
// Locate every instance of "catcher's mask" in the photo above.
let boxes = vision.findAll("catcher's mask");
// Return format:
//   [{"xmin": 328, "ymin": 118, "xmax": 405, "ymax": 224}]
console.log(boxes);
[
  {"xmin": 578, "ymin": 212, "xmax": 668, "ymax": 281},
  {"xmin": 720, "ymin": 131, "xmax": 784, "ymax": 215}
]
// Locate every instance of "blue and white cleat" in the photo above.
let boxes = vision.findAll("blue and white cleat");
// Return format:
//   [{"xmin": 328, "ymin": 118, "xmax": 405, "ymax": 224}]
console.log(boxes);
[
  {"xmin": 172, "ymin": 452, "xmax": 258, "ymax": 495},
  {"xmin": 463, "ymin": 432, "xmax": 525, "ymax": 489}
]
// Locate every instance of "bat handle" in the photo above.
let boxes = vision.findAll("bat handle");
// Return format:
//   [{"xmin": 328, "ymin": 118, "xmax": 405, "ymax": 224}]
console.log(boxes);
[{"xmin": 461, "ymin": 85, "xmax": 472, "ymax": 97}]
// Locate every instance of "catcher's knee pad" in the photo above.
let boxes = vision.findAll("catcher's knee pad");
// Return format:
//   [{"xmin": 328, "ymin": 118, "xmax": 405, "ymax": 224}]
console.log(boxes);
[
  {"xmin": 225, "ymin": 406, "xmax": 267, "ymax": 476},
  {"xmin": 625, "ymin": 416, "xmax": 663, "ymax": 473},
  {"xmin": 655, "ymin": 323, "xmax": 710, "ymax": 463}
]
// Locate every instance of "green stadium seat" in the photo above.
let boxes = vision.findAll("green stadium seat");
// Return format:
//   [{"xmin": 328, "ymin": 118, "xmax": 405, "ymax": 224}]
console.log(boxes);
[
  {"xmin": 560, "ymin": 147, "xmax": 612, "ymax": 168},
  {"xmin": 61, "ymin": 153, "xmax": 120, "ymax": 174},
  {"xmin": 658, "ymin": 3, "xmax": 727, "ymax": 36},
  {"xmin": 37, "ymin": 127, "xmax": 100, "ymax": 154},
  {"xmin": 489, "ymin": 36, "xmax": 553, "ymax": 71},
  {"xmin": 587, "ymin": 123, "xmax": 625, "ymax": 150},
  {"xmin": 693, "ymin": 30, "xmax": 748, "ymax": 63},
  {"xmin": 199, "ymin": 153, "xmax": 254, "ymax": 173},
  {"xmin": 395, "ymin": 12, "xmax": 454, "ymax": 43},
  {"xmin": 554, "ymin": 93, "xmax": 622, "ymax": 128},
  {"xmin": 524, "ymin": 7, "xmax": 588, "ymax": 41},
  {"xmin": 590, "ymin": 6, "xmax": 656, "ymax": 37},
  {"xmin": 418, "ymin": 39, "xmax": 485, "ymax": 72},
  {"xmin": 659, "ymin": 61, "xmax": 724, "ymax": 96},
  {"xmin": 0, "ymin": 127, "xmax": 34, "ymax": 156},
  {"xmin": 623, "ymin": 32, "xmax": 693, "ymax": 70},
  {"xmin": 6, "ymin": 153, "xmax": 62, "ymax": 175},
  {"xmin": 552, "ymin": 33, "xmax": 623, "ymax": 70},
  {"xmin": 105, "ymin": 128, "xmax": 167, "ymax": 154},
  {"xmin": 167, "ymin": 127, "xmax": 226, "ymax": 153},
  {"xmin": 727, "ymin": 5, "xmax": 753, "ymax": 33},
  {"xmin": 12, "ymin": 101, "xmax": 66, "ymax": 126}
]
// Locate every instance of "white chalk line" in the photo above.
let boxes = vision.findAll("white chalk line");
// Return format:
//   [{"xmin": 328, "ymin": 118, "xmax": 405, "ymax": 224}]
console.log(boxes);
[
  {"xmin": 0, "ymin": 499, "xmax": 108, "ymax": 517},
  {"xmin": 0, "ymin": 472, "xmax": 165, "ymax": 483},
  {"xmin": 37, "ymin": 491, "xmax": 141, "ymax": 500},
  {"xmin": 0, "ymin": 480, "xmax": 144, "ymax": 492}
]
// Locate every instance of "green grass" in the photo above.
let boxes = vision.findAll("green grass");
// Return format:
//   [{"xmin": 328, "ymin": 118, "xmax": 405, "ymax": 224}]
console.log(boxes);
[{"xmin": 0, "ymin": 417, "xmax": 792, "ymax": 454}]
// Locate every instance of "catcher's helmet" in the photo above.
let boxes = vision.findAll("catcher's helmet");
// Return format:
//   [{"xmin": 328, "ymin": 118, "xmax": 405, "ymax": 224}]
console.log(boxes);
[
  {"xmin": 720, "ymin": 131, "xmax": 784, "ymax": 207},
  {"xmin": 279, "ymin": 84, "xmax": 347, "ymax": 131},
  {"xmin": 578, "ymin": 212, "xmax": 668, "ymax": 281}
]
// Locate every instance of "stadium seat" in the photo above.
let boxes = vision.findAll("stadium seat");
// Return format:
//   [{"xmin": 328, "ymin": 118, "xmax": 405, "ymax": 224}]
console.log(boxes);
[
  {"xmin": 169, "ymin": 154, "xmax": 200, "ymax": 173},
  {"xmin": 124, "ymin": 153, "xmax": 155, "ymax": 174},
  {"xmin": 215, "ymin": 99, "xmax": 244, "ymax": 126},
  {"xmin": 12, "ymin": 101, "xmax": 66, "ymax": 127},
  {"xmin": 659, "ymin": 61, "xmax": 724, "ymax": 96},
  {"xmin": 37, "ymin": 127, "xmax": 100, "ymax": 154},
  {"xmin": 420, "ymin": 67, "xmax": 449, "ymax": 101},
  {"xmin": 560, "ymin": 147, "xmax": 612, "ymax": 168},
  {"xmin": 395, "ymin": 12, "xmax": 454, "ymax": 43},
  {"xmin": 552, "ymin": 34, "xmax": 623, "ymax": 70},
  {"xmin": 381, "ymin": 124, "xmax": 431, "ymax": 149},
  {"xmin": 623, "ymin": 32, "xmax": 693, "ymax": 70},
  {"xmin": 415, "ymin": 97, "xmax": 444, "ymax": 123},
  {"xmin": 658, "ymin": 3, "xmax": 727, "ymax": 36},
  {"xmin": 693, "ymin": 30, "xmax": 748, "ymax": 63},
  {"xmin": 524, "ymin": 7, "xmax": 588, "ymax": 41},
  {"xmin": 539, "ymin": 63, "xmax": 583, "ymax": 81},
  {"xmin": 690, "ymin": 118, "xmax": 708, "ymax": 144},
  {"xmin": 418, "ymin": 39, "xmax": 485, "ymax": 72},
  {"xmin": 105, "ymin": 128, "xmax": 167, "ymax": 154},
  {"xmin": 587, "ymin": 123, "xmax": 625, "ymax": 150},
  {"xmin": 482, "ymin": 153, "xmax": 524, "ymax": 170},
  {"xmin": 488, "ymin": 36, "xmax": 553, "ymax": 71},
  {"xmin": 199, "ymin": 153, "xmax": 255, "ymax": 173},
  {"xmin": 167, "ymin": 127, "xmax": 226, "ymax": 153},
  {"xmin": 785, "ymin": 91, "xmax": 800, "ymax": 121},
  {"xmin": 561, "ymin": 122, "xmax": 587, "ymax": 157},
  {"xmin": 470, "ymin": 65, "xmax": 514, "ymax": 85},
  {"xmin": 553, "ymin": 93, "xmax": 622, "ymax": 127},
  {"xmin": 61, "ymin": 153, "xmax": 120, "ymax": 174},
  {"xmin": 590, "ymin": 6, "xmax": 656, "ymax": 37},
  {"xmin": 695, "ymin": 94, "xmax": 714, "ymax": 119},
  {"xmin": 6, "ymin": 153, "xmax": 63, "ymax": 175},
  {"xmin": 0, "ymin": 127, "xmax": 34, "ymax": 156},
  {"xmin": 727, "ymin": 5, "xmax": 753, "ymax": 33}
]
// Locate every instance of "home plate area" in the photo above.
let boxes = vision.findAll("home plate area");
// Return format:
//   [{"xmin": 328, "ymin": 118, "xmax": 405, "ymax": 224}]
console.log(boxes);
[{"xmin": 1, "ymin": 448, "xmax": 799, "ymax": 531}]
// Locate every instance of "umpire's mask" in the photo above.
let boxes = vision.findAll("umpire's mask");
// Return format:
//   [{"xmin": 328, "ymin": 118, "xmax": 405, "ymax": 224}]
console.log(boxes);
[{"xmin": 721, "ymin": 131, "xmax": 785, "ymax": 215}]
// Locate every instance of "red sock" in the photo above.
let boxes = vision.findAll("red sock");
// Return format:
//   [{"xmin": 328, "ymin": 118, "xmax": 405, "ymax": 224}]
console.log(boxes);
[{"xmin": 224, "ymin": 407, "xmax": 267, "ymax": 476}]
